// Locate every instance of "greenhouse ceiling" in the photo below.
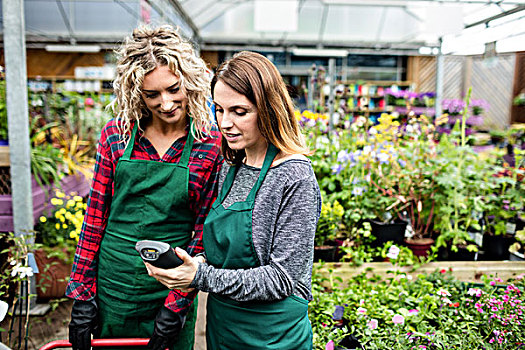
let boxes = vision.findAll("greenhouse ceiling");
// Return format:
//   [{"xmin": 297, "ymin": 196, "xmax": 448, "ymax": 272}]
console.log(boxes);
[{"xmin": 1, "ymin": 0, "xmax": 524, "ymax": 55}]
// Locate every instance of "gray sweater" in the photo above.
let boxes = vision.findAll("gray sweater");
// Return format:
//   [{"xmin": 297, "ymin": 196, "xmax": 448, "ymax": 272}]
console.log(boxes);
[{"xmin": 191, "ymin": 158, "xmax": 321, "ymax": 301}]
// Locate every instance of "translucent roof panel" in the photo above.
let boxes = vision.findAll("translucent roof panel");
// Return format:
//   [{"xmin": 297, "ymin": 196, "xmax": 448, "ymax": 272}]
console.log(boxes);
[
  {"xmin": 0, "ymin": 0, "xmax": 198, "ymax": 45},
  {"xmin": 180, "ymin": 0, "xmax": 525, "ymax": 53}
]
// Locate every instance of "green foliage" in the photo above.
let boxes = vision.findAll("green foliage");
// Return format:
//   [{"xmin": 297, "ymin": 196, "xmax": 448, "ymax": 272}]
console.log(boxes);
[
  {"xmin": 0, "ymin": 79, "xmax": 7, "ymax": 140},
  {"xmin": 316, "ymin": 199, "xmax": 345, "ymax": 246},
  {"xmin": 310, "ymin": 265, "xmax": 525, "ymax": 349}
]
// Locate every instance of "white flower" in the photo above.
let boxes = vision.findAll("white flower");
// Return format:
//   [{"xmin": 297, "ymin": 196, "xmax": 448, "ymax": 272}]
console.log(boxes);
[
  {"xmin": 467, "ymin": 288, "xmax": 483, "ymax": 297},
  {"xmin": 437, "ymin": 289, "xmax": 451, "ymax": 297},
  {"xmin": 386, "ymin": 245, "xmax": 400, "ymax": 260},
  {"xmin": 11, "ymin": 264, "xmax": 34, "ymax": 279},
  {"xmin": 441, "ymin": 297, "xmax": 452, "ymax": 304}
]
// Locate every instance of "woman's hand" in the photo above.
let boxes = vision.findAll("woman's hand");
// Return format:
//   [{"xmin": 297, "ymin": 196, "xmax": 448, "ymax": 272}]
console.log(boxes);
[{"xmin": 144, "ymin": 247, "xmax": 203, "ymax": 292}]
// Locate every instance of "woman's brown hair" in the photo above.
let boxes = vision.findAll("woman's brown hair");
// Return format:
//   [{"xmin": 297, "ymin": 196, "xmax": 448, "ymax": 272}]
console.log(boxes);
[{"xmin": 211, "ymin": 51, "xmax": 309, "ymax": 164}]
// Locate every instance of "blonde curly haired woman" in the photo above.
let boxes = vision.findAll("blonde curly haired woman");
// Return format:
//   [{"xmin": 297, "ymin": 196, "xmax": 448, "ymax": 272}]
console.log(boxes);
[{"xmin": 65, "ymin": 25, "xmax": 222, "ymax": 350}]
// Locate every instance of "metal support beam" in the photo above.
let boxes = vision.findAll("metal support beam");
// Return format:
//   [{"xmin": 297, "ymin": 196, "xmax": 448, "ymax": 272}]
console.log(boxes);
[
  {"xmin": 465, "ymin": 4, "xmax": 525, "ymax": 28},
  {"xmin": 328, "ymin": 58, "xmax": 336, "ymax": 131},
  {"xmin": 2, "ymin": 0, "xmax": 33, "ymax": 237},
  {"xmin": 435, "ymin": 37, "xmax": 444, "ymax": 119}
]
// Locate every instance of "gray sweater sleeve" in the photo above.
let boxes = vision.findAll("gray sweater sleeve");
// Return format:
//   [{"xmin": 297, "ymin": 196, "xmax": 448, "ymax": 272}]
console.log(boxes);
[{"xmin": 191, "ymin": 159, "xmax": 320, "ymax": 302}]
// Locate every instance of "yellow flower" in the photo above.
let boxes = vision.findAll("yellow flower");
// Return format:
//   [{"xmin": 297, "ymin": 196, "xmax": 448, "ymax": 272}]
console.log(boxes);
[
  {"xmin": 39, "ymin": 216, "xmax": 47, "ymax": 223},
  {"xmin": 50, "ymin": 198, "xmax": 60, "ymax": 206},
  {"xmin": 59, "ymin": 216, "xmax": 65, "ymax": 223},
  {"xmin": 62, "ymin": 224, "xmax": 68, "ymax": 229},
  {"xmin": 55, "ymin": 223, "xmax": 60, "ymax": 230},
  {"xmin": 69, "ymin": 231, "xmax": 77, "ymax": 239},
  {"xmin": 59, "ymin": 208, "xmax": 66, "ymax": 214},
  {"xmin": 55, "ymin": 190, "xmax": 65, "ymax": 198},
  {"xmin": 74, "ymin": 196, "xmax": 83, "ymax": 202},
  {"xmin": 83, "ymin": 204, "xmax": 87, "ymax": 210},
  {"xmin": 67, "ymin": 200, "xmax": 75, "ymax": 208}
]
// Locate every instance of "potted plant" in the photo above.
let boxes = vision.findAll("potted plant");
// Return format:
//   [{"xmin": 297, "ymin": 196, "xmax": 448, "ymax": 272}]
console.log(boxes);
[
  {"xmin": 480, "ymin": 169, "xmax": 522, "ymax": 260},
  {"xmin": 433, "ymin": 90, "xmax": 490, "ymax": 259},
  {"xmin": 34, "ymin": 189, "xmax": 86, "ymax": 299},
  {"xmin": 314, "ymin": 199, "xmax": 345, "ymax": 262},
  {"xmin": 368, "ymin": 114, "xmax": 438, "ymax": 257}
]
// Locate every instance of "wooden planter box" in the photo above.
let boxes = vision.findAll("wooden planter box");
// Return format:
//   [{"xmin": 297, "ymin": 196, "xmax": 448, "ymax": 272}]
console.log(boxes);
[
  {"xmin": 0, "ymin": 172, "xmax": 90, "ymax": 232},
  {"xmin": 315, "ymin": 261, "xmax": 525, "ymax": 287}
]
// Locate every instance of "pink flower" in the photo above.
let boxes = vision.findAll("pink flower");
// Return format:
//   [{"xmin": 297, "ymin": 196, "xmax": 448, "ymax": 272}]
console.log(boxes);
[
  {"xmin": 325, "ymin": 340, "xmax": 334, "ymax": 350},
  {"xmin": 357, "ymin": 307, "xmax": 367, "ymax": 314},
  {"xmin": 367, "ymin": 318, "xmax": 378, "ymax": 330},
  {"xmin": 392, "ymin": 314, "xmax": 405, "ymax": 325},
  {"xmin": 409, "ymin": 309, "xmax": 419, "ymax": 315},
  {"xmin": 490, "ymin": 281, "xmax": 496, "ymax": 286},
  {"xmin": 467, "ymin": 288, "xmax": 483, "ymax": 297}
]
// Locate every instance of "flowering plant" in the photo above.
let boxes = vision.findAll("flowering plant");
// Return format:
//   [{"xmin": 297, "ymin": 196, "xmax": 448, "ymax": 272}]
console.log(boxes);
[
  {"xmin": 310, "ymin": 266, "xmax": 525, "ymax": 349},
  {"xmin": 315, "ymin": 200, "xmax": 346, "ymax": 246},
  {"xmin": 35, "ymin": 189, "xmax": 86, "ymax": 263}
]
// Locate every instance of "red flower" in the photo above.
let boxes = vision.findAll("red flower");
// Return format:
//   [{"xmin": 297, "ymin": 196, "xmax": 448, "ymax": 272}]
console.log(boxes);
[
  {"xmin": 449, "ymin": 302, "xmax": 460, "ymax": 307},
  {"xmin": 440, "ymin": 269, "xmax": 447, "ymax": 274}
]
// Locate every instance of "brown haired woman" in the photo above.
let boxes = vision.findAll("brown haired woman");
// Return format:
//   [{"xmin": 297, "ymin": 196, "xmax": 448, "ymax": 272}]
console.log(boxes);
[
  {"xmin": 146, "ymin": 51, "xmax": 321, "ymax": 349},
  {"xmin": 65, "ymin": 25, "xmax": 222, "ymax": 350}
]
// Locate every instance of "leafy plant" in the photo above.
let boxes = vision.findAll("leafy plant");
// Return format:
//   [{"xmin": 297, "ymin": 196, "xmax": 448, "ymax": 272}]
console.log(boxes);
[
  {"xmin": 0, "ymin": 79, "xmax": 7, "ymax": 140},
  {"xmin": 35, "ymin": 189, "xmax": 86, "ymax": 264},
  {"xmin": 0, "ymin": 231, "xmax": 40, "ymax": 345}
]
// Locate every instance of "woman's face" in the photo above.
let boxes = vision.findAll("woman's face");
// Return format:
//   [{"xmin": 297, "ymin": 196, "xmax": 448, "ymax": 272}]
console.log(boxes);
[
  {"xmin": 213, "ymin": 80, "xmax": 266, "ymax": 153},
  {"xmin": 141, "ymin": 65, "xmax": 188, "ymax": 128}
]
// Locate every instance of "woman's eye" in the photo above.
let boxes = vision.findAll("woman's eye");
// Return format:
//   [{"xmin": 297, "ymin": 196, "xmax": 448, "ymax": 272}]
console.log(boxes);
[
  {"xmin": 215, "ymin": 108, "xmax": 224, "ymax": 114},
  {"xmin": 144, "ymin": 93, "xmax": 158, "ymax": 99},
  {"xmin": 169, "ymin": 87, "xmax": 180, "ymax": 94},
  {"xmin": 234, "ymin": 110, "xmax": 247, "ymax": 116}
]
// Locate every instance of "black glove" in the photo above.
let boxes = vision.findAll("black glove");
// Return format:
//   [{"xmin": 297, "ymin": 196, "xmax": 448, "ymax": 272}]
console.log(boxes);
[
  {"xmin": 148, "ymin": 306, "xmax": 186, "ymax": 350},
  {"xmin": 69, "ymin": 299, "xmax": 99, "ymax": 350}
]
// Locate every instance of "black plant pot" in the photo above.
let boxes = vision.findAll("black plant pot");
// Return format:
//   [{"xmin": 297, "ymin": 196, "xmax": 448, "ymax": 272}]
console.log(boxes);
[
  {"xmin": 482, "ymin": 234, "xmax": 512, "ymax": 260},
  {"xmin": 438, "ymin": 245, "xmax": 478, "ymax": 261},
  {"xmin": 314, "ymin": 245, "xmax": 338, "ymax": 262},
  {"xmin": 370, "ymin": 220, "xmax": 407, "ymax": 247}
]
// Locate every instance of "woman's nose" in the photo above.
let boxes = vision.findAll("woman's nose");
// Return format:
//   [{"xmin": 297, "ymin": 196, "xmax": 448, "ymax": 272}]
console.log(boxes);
[
  {"xmin": 220, "ymin": 112, "xmax": 233, "ymax": 129},
  {"xmin": 160, "ymin": 95, "xmax": 174, "ymax": 111}
]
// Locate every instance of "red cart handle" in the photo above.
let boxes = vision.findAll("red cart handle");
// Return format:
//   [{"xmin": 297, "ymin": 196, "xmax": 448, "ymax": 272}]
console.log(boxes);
[{"xmin": 39, "ymin": 338, "xmax": 150, "ymax": 349}]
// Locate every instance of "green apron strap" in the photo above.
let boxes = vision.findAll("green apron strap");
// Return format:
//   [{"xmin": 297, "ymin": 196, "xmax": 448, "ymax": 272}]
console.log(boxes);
[
  {"xmin": 179, "ymin": 118, "xmax": 194, "ymax": 166},
  {"xmin": 216, "ymin": 166, "xmax": 238, "ymax": 204},
  {"xmin": 122, "ymin": 122, "xmax": 139, "ymax": 161},
  {"xmin": 246, "ymin": 143, "xmax": 279, "ymax": 202}
]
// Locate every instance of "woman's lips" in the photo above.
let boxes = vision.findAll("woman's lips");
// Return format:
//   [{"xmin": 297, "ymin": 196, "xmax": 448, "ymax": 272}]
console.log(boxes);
[{"xmin": 223, "ymin": 132, "xmax": 240, "ymax": 141}]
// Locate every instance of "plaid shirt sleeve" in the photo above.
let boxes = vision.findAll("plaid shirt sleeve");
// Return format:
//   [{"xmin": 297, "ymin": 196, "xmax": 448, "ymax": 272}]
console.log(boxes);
[
  {"xmin": 66, "ymin": 121, "xmax": 117, "ymax": 300},
  {"xmin": 164, "ymin": 125, "xmax": 223, "ymax": 314}
]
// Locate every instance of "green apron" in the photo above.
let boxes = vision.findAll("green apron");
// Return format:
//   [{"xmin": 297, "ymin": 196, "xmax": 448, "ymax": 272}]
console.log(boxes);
[
  {"xmin": 97, "ymin": 121, "xmax": 197, "ymax": 350},
  {"xmin": 203, "ymin": 144, "xmax": 313, "ymax": 350}
]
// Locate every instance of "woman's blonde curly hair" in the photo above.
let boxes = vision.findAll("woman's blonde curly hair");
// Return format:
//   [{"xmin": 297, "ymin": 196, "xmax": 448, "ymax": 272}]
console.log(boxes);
[{"xmin": 109, "ymin": 25, "xmax": 212, "ymax": 144}]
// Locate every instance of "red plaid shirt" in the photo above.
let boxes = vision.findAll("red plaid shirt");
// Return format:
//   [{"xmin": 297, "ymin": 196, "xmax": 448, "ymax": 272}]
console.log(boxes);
[{"xmin": 66, "ymin": 118, "xmax": 222, "ymax": 315}]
